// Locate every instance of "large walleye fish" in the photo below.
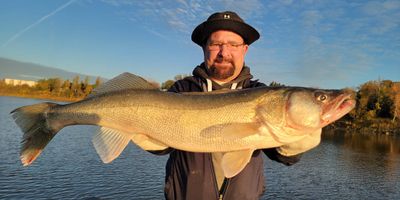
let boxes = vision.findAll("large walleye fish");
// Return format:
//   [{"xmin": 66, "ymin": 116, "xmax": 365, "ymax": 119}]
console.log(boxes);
[{"xmin": 10, "ymin": 73, "xmax": 355, "ymax": 177}]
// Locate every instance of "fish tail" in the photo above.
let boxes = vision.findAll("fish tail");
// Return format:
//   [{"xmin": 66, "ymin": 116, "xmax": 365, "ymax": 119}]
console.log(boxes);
[{"xmin": 10, "ymin": 102, "xmax": 60, "ymax": 166}]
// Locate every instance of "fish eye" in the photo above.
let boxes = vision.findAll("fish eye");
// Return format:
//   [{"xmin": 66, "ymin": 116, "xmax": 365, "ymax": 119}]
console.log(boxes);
[{"xmin": 315, "ymin": 92, "xmax": 328, "ymax": 102}]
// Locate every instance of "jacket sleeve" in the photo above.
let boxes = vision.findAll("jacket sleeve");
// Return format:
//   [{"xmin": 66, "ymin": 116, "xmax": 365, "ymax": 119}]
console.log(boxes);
[
  {"xmin": 147, "ymin": 148, "xmax": 174, "ymax": 155},
  {"xmin": 262, "ymin": 148, "xmax": 302, "ymax": 166}
]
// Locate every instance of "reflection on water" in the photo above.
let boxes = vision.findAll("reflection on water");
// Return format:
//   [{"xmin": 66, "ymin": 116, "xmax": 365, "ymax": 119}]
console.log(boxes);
[
  {"xmin": 1, "ymin": 96, "xmax": 399, "ymax": 199},
  {"xmin": 263, "ymin": 129, "xmax": 400, "ymax": 200},
  {"xmin": 323, "ymin": 129, "xmax": 400, "ymax": 155},
  {"xmin": 322, "ymin": 129, "xmax": 400, "ymax": 185}
]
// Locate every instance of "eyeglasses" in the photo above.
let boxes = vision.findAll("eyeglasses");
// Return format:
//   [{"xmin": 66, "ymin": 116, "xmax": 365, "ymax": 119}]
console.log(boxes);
[{"xmin": 207, "ymin": 42, "xmax": 245, "ymax": 51}]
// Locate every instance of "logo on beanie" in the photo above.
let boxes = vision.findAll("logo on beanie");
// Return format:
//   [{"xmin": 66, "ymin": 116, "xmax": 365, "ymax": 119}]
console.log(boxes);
[{"xmin": 223, "ymin": 14, "xmax": 230, "ymax": 19}]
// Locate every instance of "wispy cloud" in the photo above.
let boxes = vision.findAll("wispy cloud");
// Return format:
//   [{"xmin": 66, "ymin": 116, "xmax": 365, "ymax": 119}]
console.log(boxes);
[
  {"xmin": 20, "ymin": 74, "xmax": 44, "ymax": 79},
  {"xmin": 362, "ymin": 0, "xmax": 400, "ymax": 15},
  {"xmin": 248, "ymin": 0, "xmax": 400, "ymax": 88},
  {"xmin": 1, "ymin": 0, "xmax": 76, "ymax": 48},
  {"xmin": 100, "ymin": 0, "xmax": 398, "ymax": 88},
  {"xmin": 101, "ymin": 0, "xmax": 264, "ymax": 40}
]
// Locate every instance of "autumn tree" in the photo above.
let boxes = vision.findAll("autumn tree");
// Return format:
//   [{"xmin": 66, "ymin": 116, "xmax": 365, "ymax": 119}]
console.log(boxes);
[
  {"xmin": 35, "ymin": 79, "xmax": 49, "ymax": 91},
  {"xmin": 356, "ymin": 80, "xmax": 396, "ymax": 121},
  {"xmin": 94, "ymin": 77, "xmax": 102, "ymax": 89},
  {"xmin": 71, "ymin": 76, "xmax": 80, "ymax": 97},
  {"xmin": 47, "ymin": 78, "xmax": 62, "ymax": 94}
]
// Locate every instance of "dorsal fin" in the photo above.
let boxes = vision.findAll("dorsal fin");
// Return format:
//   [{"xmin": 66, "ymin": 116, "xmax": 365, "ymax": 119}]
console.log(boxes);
[{"xmin": 89, "ymin": 72, "xmax": 157, "ymax": 97}]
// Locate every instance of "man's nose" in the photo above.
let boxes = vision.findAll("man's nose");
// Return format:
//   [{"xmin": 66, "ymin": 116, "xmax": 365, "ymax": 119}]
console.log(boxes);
[{"xmin": 217, "ymin": 45, "xmax": 230, "ymax": 58}]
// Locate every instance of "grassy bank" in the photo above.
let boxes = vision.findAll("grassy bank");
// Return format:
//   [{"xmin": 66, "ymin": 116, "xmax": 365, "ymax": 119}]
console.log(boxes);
[
  {"xmin": 329, "ymin": 118, "xmax": 400, "ymax": 136},
  {"xmin": 0, "ymin": 92, "xmax": 83, "ymax": 102}
]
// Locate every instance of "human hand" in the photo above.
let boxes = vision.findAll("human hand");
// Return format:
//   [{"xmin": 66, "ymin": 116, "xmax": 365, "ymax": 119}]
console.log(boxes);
[{"xmin": 276, "ymin": 129, "xmax": 322, "ymax": 156}]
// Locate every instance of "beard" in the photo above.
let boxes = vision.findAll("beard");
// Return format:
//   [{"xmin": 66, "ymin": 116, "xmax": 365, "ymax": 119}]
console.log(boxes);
[{"xmin": 208, "ymin": 60, "xmax": 235, "ymax": 80}]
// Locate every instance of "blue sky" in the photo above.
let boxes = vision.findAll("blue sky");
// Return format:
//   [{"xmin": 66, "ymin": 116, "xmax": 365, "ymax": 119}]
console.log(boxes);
[{"xmin": 1, "ymin": 0, "xmax": 399, "ymax": 89}]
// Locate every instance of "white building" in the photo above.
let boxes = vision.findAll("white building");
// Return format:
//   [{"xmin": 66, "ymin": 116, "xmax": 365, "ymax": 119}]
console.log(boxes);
[{"xmin": 4, "ymin": 78, "xmax": 37, "ymax": 87}]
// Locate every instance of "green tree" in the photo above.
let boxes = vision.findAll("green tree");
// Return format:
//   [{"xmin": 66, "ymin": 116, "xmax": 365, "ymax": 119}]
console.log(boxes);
[
  {"xmin": 376, "ymin": 80, "xmax": 395, "ymax": 118},
  {"xmin": 269, "ymin": 81, "xmax": 285, "ymax": 87},
  {"xmin": 161, "ymin": 80, "xmax": 175, "ymax": 90}
]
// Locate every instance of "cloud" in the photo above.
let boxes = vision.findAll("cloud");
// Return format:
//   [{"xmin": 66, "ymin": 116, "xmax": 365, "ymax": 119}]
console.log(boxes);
[
  {"xmin": 20, "ymin": 74, "xmax": 44, "ymax": 79},
  {"xmin": 358, "ymin": 1, "xmax": 400, "ymax": 36},
  {"xmin": 98, "ymin": 0, "xmax": 398, "ymax": 88},
  {"xmin": 302, "ymin": 10, "xmax": 323, "ymax": 28},
  {"xmin": 248, "ymin": 0, "xmax": 396, "ymax": 88},
  {"xmin": 362, "ymin": 0, "xmax": 400, "ymax": 15},
  {"xmin": 1, "ymin": 0, "xmax": 76, "ymax": 48},
  {"xmin": 101, "ymin": 0, "xmax": 265, "ymax": 39},
  {"xmin": 100, "ymin": 0, "xmax": 136, "ymax": 6}
]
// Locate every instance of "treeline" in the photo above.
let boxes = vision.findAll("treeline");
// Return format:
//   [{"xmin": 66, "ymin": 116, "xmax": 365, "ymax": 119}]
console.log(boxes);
[
  {"xmin": 161, "ymin": 74, "xmax": 190, "ymax": 90},
  {"xmin": 333, "ymin": 80, "xmax": 399, "ymax": 134},
  {"xmin": 0, "ymin": 76, "xmax": 102, "ymax": 101}
]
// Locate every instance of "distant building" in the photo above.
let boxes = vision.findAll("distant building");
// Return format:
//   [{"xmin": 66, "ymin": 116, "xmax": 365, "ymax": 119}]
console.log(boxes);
[{"xmin": 4, "ymin": 78, "xmax": 37, "ymax": 87}]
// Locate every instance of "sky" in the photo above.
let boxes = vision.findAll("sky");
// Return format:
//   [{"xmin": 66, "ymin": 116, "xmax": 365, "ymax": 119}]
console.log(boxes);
[{"xmin": 0, "ymin": 0, "xmax": 399, "ymax": 89}]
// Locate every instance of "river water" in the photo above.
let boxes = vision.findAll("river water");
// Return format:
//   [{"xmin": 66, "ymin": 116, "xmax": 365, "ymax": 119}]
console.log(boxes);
[{"xmin": 0, "ymin": 96, "xmax": 399, "ymax": 199}]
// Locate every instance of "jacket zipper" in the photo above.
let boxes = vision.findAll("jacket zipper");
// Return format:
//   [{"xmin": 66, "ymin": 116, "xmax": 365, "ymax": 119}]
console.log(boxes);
[
  {"xmin": 204, "ymin": 80, "xmax": 235, "ymax": 200},
  {"xmin": 209, "ymin": 154, "xmax": 221, "ymax": 200},
  {"xmin": 219, "ymin": 178, "xmax": 230, "ymax": 200}
]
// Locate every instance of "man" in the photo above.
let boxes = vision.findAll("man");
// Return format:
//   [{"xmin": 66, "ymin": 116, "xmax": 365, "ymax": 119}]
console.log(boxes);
[{"xmin": 152, "ymin": 11, "xmax": 319, "ymax": 200}]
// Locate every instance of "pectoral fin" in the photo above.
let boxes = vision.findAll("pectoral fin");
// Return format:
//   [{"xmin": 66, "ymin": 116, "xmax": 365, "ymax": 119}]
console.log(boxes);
[
  {"xmin": 131, "ymin": 134, "xmax": 168, "ymax": 151},
  {"xmin": 201, "ymin": 123, "xmax": 261, "ymax": 139},
  {"xmin": 92, "ymin": 127, "xmax": 132, "ymax": 163},
  {"xmin": 221, "ymin": 149, "xmax": 254, "ymax": 178}
]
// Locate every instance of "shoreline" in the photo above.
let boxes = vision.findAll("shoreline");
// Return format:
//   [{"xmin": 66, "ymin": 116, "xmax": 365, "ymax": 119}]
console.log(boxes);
[
  {"xmin": 0, "ymin": 93, "xmax": 82, "ymax": 102},
  {"xmin": 327, "ymin": 122, "xmax": 400, "ymax": 136}
]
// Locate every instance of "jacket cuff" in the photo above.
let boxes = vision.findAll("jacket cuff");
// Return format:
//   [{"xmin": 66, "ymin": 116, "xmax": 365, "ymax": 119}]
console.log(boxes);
[
  {"xmin": 263, "ymin": 148, "xmax": 301, "ymax": 166},
  {"xmin": 147, "ymin": 147, "xmax": 174, "ymax": 155}
]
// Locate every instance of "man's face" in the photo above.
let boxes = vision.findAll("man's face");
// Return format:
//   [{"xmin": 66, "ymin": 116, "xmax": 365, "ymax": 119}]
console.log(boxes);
[{"xmin": 203, "ymin": 30, "xmax": 249, "ymax": 82}]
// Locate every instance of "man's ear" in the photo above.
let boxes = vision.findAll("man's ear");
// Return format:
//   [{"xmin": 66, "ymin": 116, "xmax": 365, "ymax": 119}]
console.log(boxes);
[{"xmin": 243, "ymin": 44, "xmax": 249, "ymax": 55}]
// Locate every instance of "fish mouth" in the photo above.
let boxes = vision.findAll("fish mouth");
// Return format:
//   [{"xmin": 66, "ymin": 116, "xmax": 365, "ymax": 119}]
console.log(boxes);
[{"xmin": 321, "ymin": 93, "xmax": 356, "ymax": 126}]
